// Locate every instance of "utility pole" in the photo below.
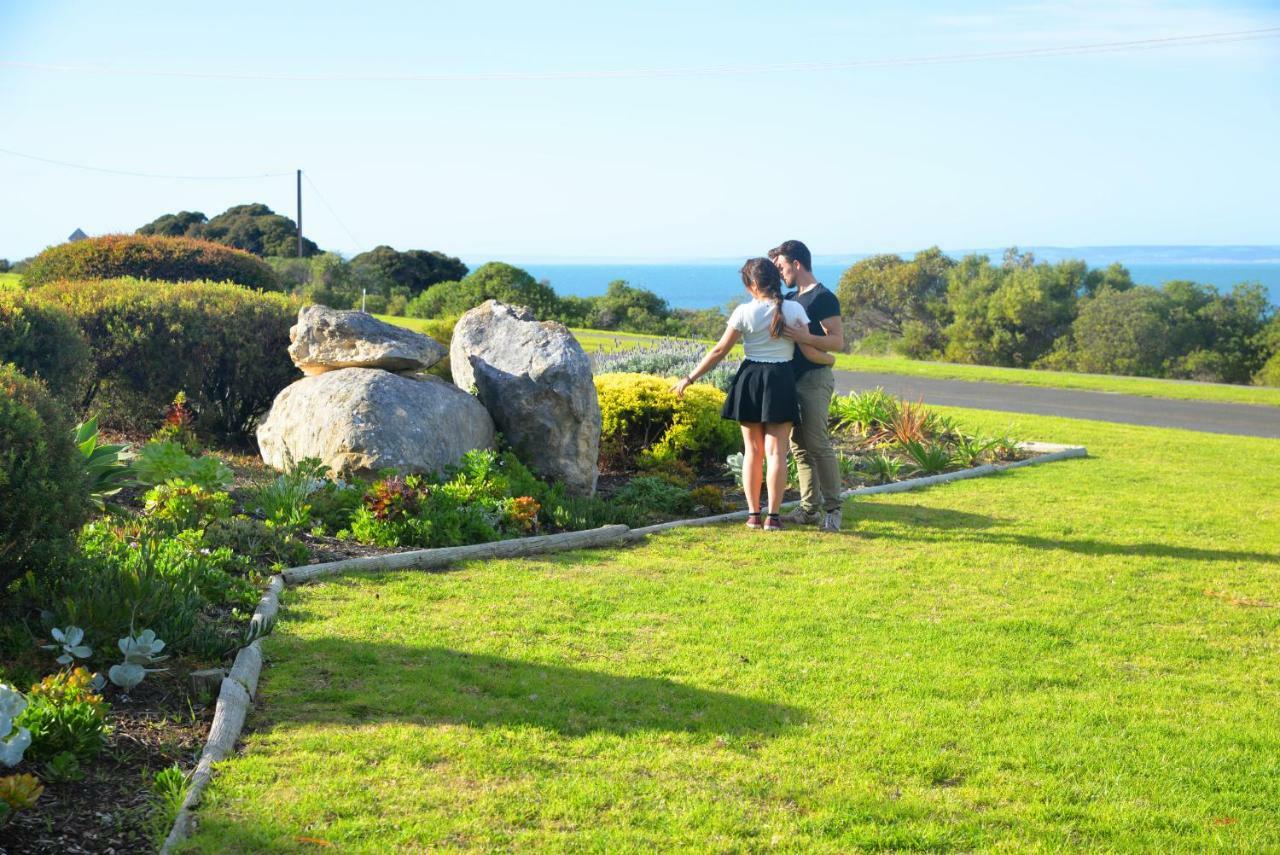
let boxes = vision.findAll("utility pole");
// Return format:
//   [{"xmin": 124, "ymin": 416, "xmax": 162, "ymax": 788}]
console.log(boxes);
[{"xmin": 296, "ymin": 169, "xmax": 303, "ymax": 257}]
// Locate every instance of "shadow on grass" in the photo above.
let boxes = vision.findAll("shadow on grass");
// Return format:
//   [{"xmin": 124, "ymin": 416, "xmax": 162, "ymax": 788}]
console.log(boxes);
[
  {"xmin": 852, "ymin": 503, "xmax": 1279, "ymax": 564},
  {"xmin": 273, "ymin": 637, "xmax": 803, "ymax": 737}
]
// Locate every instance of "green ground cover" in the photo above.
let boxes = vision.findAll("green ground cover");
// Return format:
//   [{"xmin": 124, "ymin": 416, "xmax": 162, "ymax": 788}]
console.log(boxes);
[
  {"xmin": 0, "ymin": 271, "xmax": 22, "ymax": 289},
  {"xmin": 183, "ymin": 411, "xmax": 1280, "ymax": 852},
  {"xmin": 382, "ymin": 315, "xmax": 1280, "ymax": 407}
]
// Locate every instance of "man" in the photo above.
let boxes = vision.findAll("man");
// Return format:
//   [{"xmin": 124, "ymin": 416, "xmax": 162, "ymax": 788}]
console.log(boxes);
[{"xmin": 769, "ymin": 240, "xmax": 846, "ymax": 532}]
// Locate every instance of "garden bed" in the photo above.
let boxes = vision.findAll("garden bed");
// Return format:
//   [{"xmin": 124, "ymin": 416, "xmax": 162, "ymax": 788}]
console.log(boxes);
[{"xmin": 1, "ymin": 379, "xmax": 1044, "ymax": 853}]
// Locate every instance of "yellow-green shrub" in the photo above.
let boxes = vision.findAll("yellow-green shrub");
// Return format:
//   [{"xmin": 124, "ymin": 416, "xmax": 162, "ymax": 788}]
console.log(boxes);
[
  {"xmin": 0, "ymin": 290, "xmax": 91, "ymax": 405},
  {"xmin": 594, "ymin": 372, "xmax": 738, "ymax": 472}
]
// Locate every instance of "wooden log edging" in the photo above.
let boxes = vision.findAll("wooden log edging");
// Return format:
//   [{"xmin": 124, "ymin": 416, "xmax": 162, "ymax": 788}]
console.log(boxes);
[{"xmin": 159, "ymin": 442, "xmax": 1083, "ymax": 851}]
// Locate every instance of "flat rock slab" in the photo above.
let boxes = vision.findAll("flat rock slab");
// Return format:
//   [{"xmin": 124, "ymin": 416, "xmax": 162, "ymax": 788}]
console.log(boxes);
[
  {"xmin": 289, "ymin": 305, "xmax": 448, "ymax": 374},
  {"xmin": 257, "ymin": 367, "xmax": 494, "ymax": 478}
]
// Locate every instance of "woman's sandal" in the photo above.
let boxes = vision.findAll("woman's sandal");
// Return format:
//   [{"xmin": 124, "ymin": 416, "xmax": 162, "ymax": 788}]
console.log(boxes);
[
  {"xmin": 745, "ymin": 512, "xmax": 763, "ymax": 530},
  {"xmin": 763, "ymin": 513, "xmax": 783, "ymax": 532}
]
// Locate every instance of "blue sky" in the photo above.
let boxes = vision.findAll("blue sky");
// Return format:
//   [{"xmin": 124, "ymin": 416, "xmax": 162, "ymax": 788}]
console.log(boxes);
[{"xmin": 1, "ymin": 1, "xmax": 1277, "ymax": 261}]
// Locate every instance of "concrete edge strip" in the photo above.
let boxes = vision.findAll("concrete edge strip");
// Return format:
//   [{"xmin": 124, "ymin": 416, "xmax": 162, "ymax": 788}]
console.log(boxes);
[{"xmin": 159, "ymin": 440, "xmax": 1084, "ymax": 851}]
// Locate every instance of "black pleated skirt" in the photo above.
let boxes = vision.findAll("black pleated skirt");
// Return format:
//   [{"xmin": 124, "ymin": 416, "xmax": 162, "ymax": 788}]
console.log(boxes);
[{"xmin": 720, "ymin": 360, "xmax": 800, "ymax": 424}]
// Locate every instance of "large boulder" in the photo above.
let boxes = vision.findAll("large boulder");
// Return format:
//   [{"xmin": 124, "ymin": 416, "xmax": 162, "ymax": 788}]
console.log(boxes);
[
  {"xmin": 288, "ymin": 305, "xmax": 447, "ymax": 375},
  {"xmin": 451, "ymin": 300, "xmax": 600, "ymax": 495},
  {"xmin": 257, "ymin": 368, "xmax": 494, "ymax": 478}
]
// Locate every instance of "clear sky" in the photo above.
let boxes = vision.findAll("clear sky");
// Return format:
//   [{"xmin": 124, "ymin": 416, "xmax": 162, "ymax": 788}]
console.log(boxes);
[{"xmin": 1, "ymin": 1, "xmax": 1277, "ymax": 261}]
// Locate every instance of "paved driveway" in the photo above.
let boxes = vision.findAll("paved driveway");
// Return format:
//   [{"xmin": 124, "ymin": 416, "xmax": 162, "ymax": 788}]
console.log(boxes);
[{"xmin": 833, "ymin": 371, "xmax": 1280, "ymax": 439}]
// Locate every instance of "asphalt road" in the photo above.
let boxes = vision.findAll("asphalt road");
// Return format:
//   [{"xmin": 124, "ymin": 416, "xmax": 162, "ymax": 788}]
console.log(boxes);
[{"xmin": 832, "ymin": 370, "xmax": 1280, "ymax": 439}]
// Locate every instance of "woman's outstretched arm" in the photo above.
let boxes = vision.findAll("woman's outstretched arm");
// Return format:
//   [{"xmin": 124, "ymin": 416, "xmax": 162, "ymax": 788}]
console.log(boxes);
[{"xmin": 671, "ymin": 327, "xmax": 741, "ymax": 397}]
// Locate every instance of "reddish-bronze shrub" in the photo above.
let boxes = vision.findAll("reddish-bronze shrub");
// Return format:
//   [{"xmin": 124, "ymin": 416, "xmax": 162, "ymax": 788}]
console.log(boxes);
[{"xmin": 22, "ymin": 233, "xmax": 280, "ymax": 291}]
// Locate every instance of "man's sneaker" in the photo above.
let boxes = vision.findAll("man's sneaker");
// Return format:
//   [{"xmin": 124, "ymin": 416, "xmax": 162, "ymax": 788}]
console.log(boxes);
[
  {"xmin": 783, "ymin": 507, "xmax": 819, "ymax": 526},
  {"xmin": 820, "ymin": 509, "xmax": 843, "ymax": 532},
  {"xmin": 745, "ymin": 512, "xmax": 763, "ymax": 530},
  {"xmin": 763, "ymin": 513, "xmax": 784, "ymax": 532}
]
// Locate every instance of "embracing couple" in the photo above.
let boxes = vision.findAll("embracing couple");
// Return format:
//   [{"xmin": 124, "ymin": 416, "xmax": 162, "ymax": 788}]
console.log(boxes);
[{"xmin": 673, "ymin": 239, "xmax": 845, "ymax": 532}]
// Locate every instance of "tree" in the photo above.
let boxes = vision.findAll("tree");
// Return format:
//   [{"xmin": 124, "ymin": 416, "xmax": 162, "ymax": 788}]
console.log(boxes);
[
  {"xmin": 403, "ymin": 262, "xmax": 557, "ymax": 319},
  {"xmin": 349, "ymin": 246, "xmax": 468, "ymax": 296},
  {"xmin": 836, "ymin": 247, "xmax": 954, "ymax": 345},
  {"xmin": 137, "ymin": 210, "xmax": 208, "ymax": 238},
  {"xmin": 136, "ymin": 203, "xmax": 320, "ymax": 257},
  {"xmin": 1068, "ymin": 286, "xmax": 1172, "ymax": 376},
  {"xmin": 586, "ymin": 280, "xmax": 675, "ymax": 334},
  {"xmin": 943, "ymin": 253, "xmax": 1078, "ymax": 367}
]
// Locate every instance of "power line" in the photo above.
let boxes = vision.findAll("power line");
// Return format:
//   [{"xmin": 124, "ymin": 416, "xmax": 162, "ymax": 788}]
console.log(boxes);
[
  {"xmin": 302, "ymin": 172, "xmax": 364, "ymax": 254},
  {"xmin": 1, "ymin": 27, "xmax": 1276, "ymax": 83},
  {"xmin": 0, "ymin": 145, "xmax": 291, "ymax": 180}
]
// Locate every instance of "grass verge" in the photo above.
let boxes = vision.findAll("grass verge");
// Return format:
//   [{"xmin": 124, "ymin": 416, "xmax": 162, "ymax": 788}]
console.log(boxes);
[
  {"xmin": 182, "ymin": 411, "xmax": 1280, "ymax": 852},
  {"xmin": 0, "ymin": 272, "xmax": 21, "ymax": 289}
]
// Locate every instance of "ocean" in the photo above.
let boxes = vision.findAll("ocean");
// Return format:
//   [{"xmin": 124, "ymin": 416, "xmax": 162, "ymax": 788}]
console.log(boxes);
[{"xmin": 513, "ymin": 261, "xmax": 1280, "ymax": 311}]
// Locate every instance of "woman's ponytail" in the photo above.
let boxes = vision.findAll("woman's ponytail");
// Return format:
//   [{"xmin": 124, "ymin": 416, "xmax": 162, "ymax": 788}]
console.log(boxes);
[{"xmin": 739, "ymin": 257, "xmax": 787, "ymax": 338}]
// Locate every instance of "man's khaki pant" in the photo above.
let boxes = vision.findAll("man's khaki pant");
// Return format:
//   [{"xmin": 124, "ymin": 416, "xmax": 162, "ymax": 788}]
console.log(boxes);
[{"xmin": 791, "ymin": 366, "xmax": 842, "ymax": 514}]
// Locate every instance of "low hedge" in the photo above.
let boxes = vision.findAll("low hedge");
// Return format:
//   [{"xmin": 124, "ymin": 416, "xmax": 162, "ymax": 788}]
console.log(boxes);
[
  {"xmin": 22, "ymin": 234, "xmax": 280, "ymax": 291},
  {"xmin": 34, "ymin": 278, "xmax": 299, "ymax": 442},
  {"xmin": 0, "ymin": 290, "xmax": 92, "ymax": 405},
  {"xmin": 595, "ymin": 372, "xmax": 739, "ymax": 472},
  {"xmin": 0, "ymin": 364, "xmax": 88, "ymax": 593}
]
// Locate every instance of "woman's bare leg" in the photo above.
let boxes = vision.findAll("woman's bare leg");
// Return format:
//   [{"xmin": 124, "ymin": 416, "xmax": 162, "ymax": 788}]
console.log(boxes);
[
  {"xmin": 764, "ymin": 421, "xmax": 793, "ymax": 515},
  {"xmin": 740, "ymin": 422, "xmax": 765, "ymax": 514}
]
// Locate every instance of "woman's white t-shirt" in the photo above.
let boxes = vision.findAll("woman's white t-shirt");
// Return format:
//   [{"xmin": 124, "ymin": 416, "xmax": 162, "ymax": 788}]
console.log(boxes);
[{"xmin": 727, "ymin": 298, "xmax": 810, "ymax": 363}]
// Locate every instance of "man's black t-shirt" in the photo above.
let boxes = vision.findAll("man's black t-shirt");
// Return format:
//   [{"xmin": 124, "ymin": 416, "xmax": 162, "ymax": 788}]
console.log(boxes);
[{"xmin": 786, "ymin": 283, "xmax": 841, "ymax": 376}]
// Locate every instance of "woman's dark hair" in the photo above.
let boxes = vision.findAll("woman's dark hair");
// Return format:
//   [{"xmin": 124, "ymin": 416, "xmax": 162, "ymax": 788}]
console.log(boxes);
[{"xmin": 740, "ymin": 257, "xmax": 787, "ymax": 337}]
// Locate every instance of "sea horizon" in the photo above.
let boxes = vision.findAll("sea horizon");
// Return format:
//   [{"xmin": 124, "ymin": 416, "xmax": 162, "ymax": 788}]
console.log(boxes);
[{"xmin": 465, "ymin": 247, "xmax": 1280, "ymax": 311}]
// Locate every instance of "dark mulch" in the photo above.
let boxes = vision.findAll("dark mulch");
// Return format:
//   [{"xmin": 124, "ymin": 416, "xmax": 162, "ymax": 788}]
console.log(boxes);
[{"xmin": 0, "ymin": 669, "xmax": 211, "ymax": 855}]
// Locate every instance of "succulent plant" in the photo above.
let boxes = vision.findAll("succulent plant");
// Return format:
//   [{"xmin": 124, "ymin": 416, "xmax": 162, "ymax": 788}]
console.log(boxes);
[
  {"xmin": 0, "ymin": 772, "xmax": 45, "ymax": 810},
  {"xmin": 42, "ymin": 626, "xmax": 92, "ymax": 666},
  {"xmin": 0, "ymin": 684, "xmax": 32, "ymax": 767},
  {"xmin": 108, "ymin": 629, "xmax": 169, "ymax": 692}
]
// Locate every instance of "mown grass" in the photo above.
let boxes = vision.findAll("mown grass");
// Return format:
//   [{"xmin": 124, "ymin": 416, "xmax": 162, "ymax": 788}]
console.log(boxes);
[
  {"xmin": 0, "ymin": 272, "xmax": 22, "ymax": 289},
  {"xmin": 380, "ymin": 315, "xmax": 1280, "ymax": 407},
  {"xmin": 183, "ymin": 412, "xmax": 1280, "ymax": 853}
]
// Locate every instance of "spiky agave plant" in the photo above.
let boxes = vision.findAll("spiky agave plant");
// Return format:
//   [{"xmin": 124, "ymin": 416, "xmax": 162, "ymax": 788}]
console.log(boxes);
[{"xmin": 902, "ymin": 440, "xmax": 956, "ymax": 476}]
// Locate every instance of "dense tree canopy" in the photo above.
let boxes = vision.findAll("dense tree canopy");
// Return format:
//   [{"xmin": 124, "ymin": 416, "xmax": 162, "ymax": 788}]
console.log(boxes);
[
  {"xmin": 348, "ymin": 246, "xmax": 468, "ymax": 296},
  {"xmin": 137, "ymin": 203, "xmax": 320, "ymax": 257}
]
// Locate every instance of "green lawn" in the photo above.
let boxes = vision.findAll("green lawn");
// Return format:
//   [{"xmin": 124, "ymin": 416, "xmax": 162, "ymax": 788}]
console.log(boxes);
[
  {"xmin": 0, "ymin": 272, "xmax": 21, "ymax": 290},
  {"xmin": 379, "ymin": 315, "xmax": 1280, "ymax": 407},
  {"xmin": 183, "ymin": 412, "xmax": 1280, "ymax": 852}
]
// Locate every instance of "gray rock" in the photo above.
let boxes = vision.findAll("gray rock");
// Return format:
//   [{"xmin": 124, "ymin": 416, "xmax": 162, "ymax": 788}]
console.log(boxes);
[
  {"xmin": 451, "ymin": 300, "xmax": 600, "ymax": 495},
  {"xmin": 257, "ymin": 368, "xmax": 494, "ymax": 478},
  {"xmin": 288, "ymin": 305, "xmax": 448, "ymax": 374}
]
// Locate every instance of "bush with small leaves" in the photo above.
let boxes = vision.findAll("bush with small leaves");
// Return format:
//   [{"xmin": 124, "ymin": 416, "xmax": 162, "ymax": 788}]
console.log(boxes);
[
  {"xmin": 22, "ymin": 233, "xmax": 279, "ymax": 290},
  {"xmin": 0, "ymin": 364, "xmax": 89, "ymax": 592},
  {"xmin": 143, "ymin": 481, "xmax": 233, "ymax": 533},
  {"xmin": 17, "ymin": 667, "xmax": 109, "ymax": 761}
]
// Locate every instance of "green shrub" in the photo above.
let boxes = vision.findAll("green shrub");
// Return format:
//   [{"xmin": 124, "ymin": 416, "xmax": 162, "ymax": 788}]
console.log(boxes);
[
  {"xmin": 594, "ymin": 372, "xmax": 738, "ymax": 473},
  {"xmin": 0, "ymin": 290, "xmax": 92, "ymax": 404},
  {"xmin": 202, "ymin": 515, "xmax": 309, "ymax": 567},
  {"xmin": 611, "ymin": 476, "xmax": 694, "ymax": 521},
  {"xmin": 33, "ymin": 278, "xmax": 299, "ymax": 441},
  {"xmin": 143, "ymin": 481, "xmax": 233, "ymax": 533},
  {"xmin": 348, "ymin": 476, "xmax": 499, "ymax": 549},
  {"xmin": 30, "ymin": 522, "xmax": 255, "ymax": 651},
  {"xmin": 17, "ymin": 668, "xmax": 109, "ymax": 762},
  {"xmin": 0, "ymin": 365, "xmax": 88, "ymax": 593},
  {"xmin": 22, "ymin": 233, "xmax": 279, "ymax": 290},
  {"xmin": 134, "ymin": 442, "xmax": 234, "ymax": 491}
]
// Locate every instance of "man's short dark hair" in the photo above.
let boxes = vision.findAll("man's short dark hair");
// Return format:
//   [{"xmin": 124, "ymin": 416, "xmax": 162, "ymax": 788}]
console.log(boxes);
[{"xmin": 767, "ymin": 239, "xmax": 812, "ymax": 272}]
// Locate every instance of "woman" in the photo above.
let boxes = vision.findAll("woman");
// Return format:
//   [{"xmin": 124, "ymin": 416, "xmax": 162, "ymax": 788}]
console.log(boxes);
[{"xmin": 672, "ymin": 258, "xmax": 829, "ymax": 531}]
